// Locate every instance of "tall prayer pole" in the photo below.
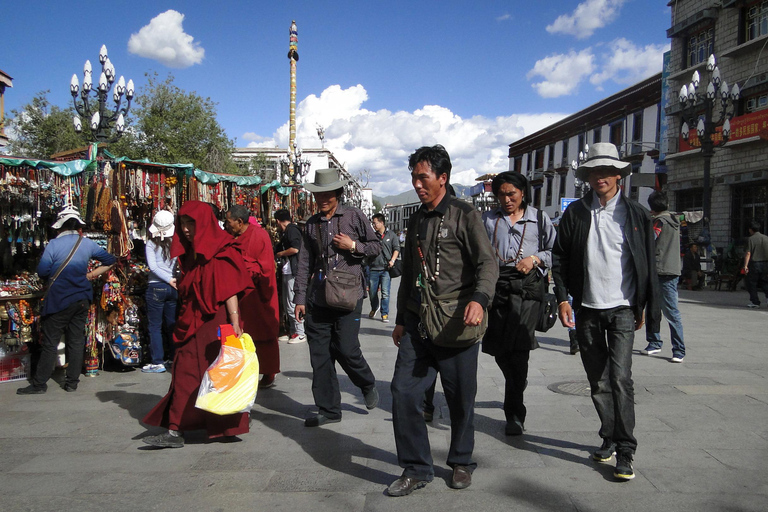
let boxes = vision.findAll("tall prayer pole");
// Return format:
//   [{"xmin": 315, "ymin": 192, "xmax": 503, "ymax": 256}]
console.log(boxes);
[{"xmin": 288, "ymin": 20, "xmax": 299, "ymax": 179}]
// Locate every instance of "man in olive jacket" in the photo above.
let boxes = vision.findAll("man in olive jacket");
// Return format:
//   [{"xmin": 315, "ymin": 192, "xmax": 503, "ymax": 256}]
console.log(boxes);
[{"xmin": 552, "ymin": 143, "xmax": 660, "ymax": 482}]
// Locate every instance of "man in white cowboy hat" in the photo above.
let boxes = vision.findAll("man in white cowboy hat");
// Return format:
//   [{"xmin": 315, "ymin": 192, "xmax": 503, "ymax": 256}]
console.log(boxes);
[
  {"xmin": 17, "ymin": 206, "xmax": 117, "ymax": 395},
  {"xmin": 552, "ymin": 142, "xmax": 660, "ymax": 481},
  {"xmin": 293, "ymin": 168, "xmax": 382, "ymax": 427}
]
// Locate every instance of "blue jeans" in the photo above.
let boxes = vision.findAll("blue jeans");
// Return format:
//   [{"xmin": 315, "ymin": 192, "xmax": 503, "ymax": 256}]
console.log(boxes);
[
  {"xmin": 645, "ymin": 275, "xmax": 685, "ymax": 358},
  {"xmin": 368, "ymin": 268, "xmax": 391, "ymax": 316},
  {"xmin": 576, "ymin": 306, "xmax": 637, "ymax": 454},
  {"xmin": 145, "ymin": 282, "xmax": 178, "ymax": 365}
]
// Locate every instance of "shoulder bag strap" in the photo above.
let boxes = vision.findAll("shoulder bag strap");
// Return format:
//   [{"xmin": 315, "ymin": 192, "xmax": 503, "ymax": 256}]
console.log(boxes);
[
  {"xmin": 537, "ymin": 209, "xmax": 544, "ymax": 253},
  {"xmin": 43, "ymin": 235, "xmax": 84, "ymax": 300}
]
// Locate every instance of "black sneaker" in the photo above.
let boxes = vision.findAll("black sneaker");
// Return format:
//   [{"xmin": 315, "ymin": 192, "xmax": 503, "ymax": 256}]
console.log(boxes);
[
  {"xmin": 363, "ymin": 386, "xmax": 379, "ymax": 410},
  {"xmin": 592, "ymin": 438, "xmax": 616, "ymax": 462},
  {"xmin": 142, "ymin": 431, "xmax": 184, "ymax": 448},
  {"xmin": 17, "ymin": 385, "xmax": 46, "ymax": 395},
  {"xmin": 614, "ymin": 452, "xmax": 635, "ymax": 480}
]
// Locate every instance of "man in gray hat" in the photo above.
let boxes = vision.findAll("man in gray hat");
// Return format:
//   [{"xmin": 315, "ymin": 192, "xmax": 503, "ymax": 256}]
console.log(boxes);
[
  {"xmin": 552, "ymin": 142, "xmax": 660, "ymax": 481},
  {"xmin": 294, "ymin": 169, "xmax": 382, "ymax": 427}
]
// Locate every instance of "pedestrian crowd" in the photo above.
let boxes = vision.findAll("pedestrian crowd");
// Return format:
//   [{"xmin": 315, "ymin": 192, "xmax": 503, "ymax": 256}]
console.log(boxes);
[{"xmin": 18, "ymin": 142, "xmax": 762, "ymax": 496}]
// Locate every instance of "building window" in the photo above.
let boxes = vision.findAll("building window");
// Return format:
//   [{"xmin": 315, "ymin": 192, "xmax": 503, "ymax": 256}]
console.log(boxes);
[
  {"xmin": 632, "ymin": 111, "xmax": 644, "ymax": 154},
  {"xmin": 592, "ymin": 128, "xmax": 601, "ymax": 144},
  {"xmin": 610, "ymin": 121, "xmax": 624, "ymax": 151},
  {"xmin": 676, "ymin": 188, "xmax": 703, "ymax": 212},
  {"xmin": 561, "ymin": 139, "xmax": 569, "ymax": 165},
  {"xmin": 514, "ymin": 156, "xmax": 522, "ymax": 173},
  {"xmin": 535, "ymin": 148, "xmax": 544, "ymax": 170},
  {"xmin": 559, "ymin": 173, "xmax": 567, "ymax": 201},
  {"xmin": 533, "ymin": 186, "xmax": 542, "ymax": 209},
  {"xmin": 746, "ymin": 1, "xmax": 768, "ymax": 42},
  {"xmin": 686, "ymin": 27, "xmax": 714, "ymax": 68},
  {"xmin": 547, "ymin": 144, "xmax": 555, "ymax": 168},
  {"xmin": 746, "ymin": 92, "xmax": 768, "ymax": 113},
  {"xmin": 577, "ymin": 133, "xmax": 586, "ymax": 155},
  {"xmin": 546, "ymin": 177, "xmax": 553, "ymax": 206}
]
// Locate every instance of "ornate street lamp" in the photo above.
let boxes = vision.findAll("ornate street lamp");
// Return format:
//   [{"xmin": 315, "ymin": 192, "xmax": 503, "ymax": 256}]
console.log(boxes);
[
  {"xmin": 570, "ymin": 143, "xmax": 590, "ymax": 198},
  {"xmin": 678, "ymin": 53, "xmax": 740, "ymax": 221},
  {"xmin": 279, "ymin": 142, "xmax": 312, "ymax": 184},
  {"xmin": 69, "ymin": 45, "xmax": 134, "ymax": 143}
]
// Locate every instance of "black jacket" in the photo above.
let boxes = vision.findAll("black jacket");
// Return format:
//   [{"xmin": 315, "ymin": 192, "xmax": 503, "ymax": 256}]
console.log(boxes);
[{"xmin": 551, "ymin": 190, "xmax": 661, "ymax": 333}]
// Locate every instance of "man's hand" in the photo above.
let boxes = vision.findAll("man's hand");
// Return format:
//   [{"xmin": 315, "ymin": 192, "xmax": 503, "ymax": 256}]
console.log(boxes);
[
  {"xmin": 295, "ymin": 305, "xmax": 305, "ymax": 323},
  {"xmin": 634, "ymin": 310, "xmax": 645, "ymax": 331},
  {"xmin": 392, "ymin": 324, "xmax": 405, "ymax": 347},
  {"xmin": 558, "ymin": 302, "xmax": 575, "ymax": 328},
  {"xmin": 333, "ymin": 233, "xmax": 355, "ymax": 252},
  {"xmin": 463, "ymin": 301, "xmax": 484, "ymax": 327},
  {"xmin": 515, "ymin": 256, "xmax": 536, "ymax": 274}
]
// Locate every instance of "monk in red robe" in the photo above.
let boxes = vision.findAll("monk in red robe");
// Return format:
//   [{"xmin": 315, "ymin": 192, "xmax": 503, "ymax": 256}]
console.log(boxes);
[
  {"xmin": 142, "ymin": 201, "xmax": 253, "ymax": 448},
  {"xmin": 224, "ymin": 205, "xmax": 280, "ymax": 387}
]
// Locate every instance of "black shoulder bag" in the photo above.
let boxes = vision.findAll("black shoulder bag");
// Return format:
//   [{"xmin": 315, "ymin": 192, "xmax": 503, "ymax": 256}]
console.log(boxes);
[
  {"xmin": 535, "ymin": 211, "xmax": 558, "ymax": 333},
  {"xmin": 316, "ymin": 221, "xmax": 360, "ymax": 312}
]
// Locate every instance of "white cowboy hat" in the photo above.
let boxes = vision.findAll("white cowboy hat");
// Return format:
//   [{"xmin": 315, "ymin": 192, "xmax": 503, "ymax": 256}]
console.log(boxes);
[
  {"xmin": 303, "ymin": 168, "xmax": 349, "ymax": 193},
  {"xmin": 149, "ymin": 210, "xmax": 175, "ymax": 240},
  {"xmin": 51, "ymin": 206, "xmax": 86, "ymax": 230},
  {"xmin": 575, "ymin": 142, "xmax": 632, "ymax": 181}
]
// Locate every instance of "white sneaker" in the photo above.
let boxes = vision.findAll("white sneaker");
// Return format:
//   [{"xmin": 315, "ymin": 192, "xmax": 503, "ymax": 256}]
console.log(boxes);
[
  {"xmin": 288, "ymin": 334, "xmax": 306, "ymax": 344},
  {"xmin": 747, "ymin": 303, "xmax": 759, "ymax": 309},
  {"xmin": 641, "ymin": 347, "xmax": 661, "ymax": 355},
  {"xmin": 278, "ymin": 335, "xmax": 290, "ymax": 342},
  {"xmin": 671, "ymin": 357, "xmax": 684, "ymax": 363}
]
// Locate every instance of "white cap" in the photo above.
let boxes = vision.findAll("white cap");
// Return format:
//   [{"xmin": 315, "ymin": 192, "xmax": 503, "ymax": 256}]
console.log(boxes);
[
  {"xmin": 149, "ymin": 210, "xmax": 175, "ymax": 240},
  {"xmin": 52, "ymin": 206, "xmax": 85, "ymax": 230}
]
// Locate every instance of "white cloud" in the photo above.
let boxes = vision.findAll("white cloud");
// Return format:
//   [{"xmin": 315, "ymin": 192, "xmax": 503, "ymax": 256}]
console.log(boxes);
[
  {"xmin": 246, "ymin": 85, "xmax": 566, "ymax": 195},
  {"xmin": 546, "ymin": 0, "xmax": 626, "ymax": 39},
  {"xmin": 527, "ymin": 49, "xmax": 596, "ymax": 98},
  {"xmin": 128, "ymin": 10, "xmax": 204, "ymax": 68},
  {"xmin": 590, "ymin": 38, "xmax": 669, "ymax": 87},
  {"xmin": 496, "ymin": 14, "xmax": 512, "ymax": 22}
]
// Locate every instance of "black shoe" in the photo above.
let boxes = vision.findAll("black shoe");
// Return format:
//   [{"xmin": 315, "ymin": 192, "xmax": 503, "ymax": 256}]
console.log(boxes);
[
  {"xmin": 387, "ymin": 475, "xmax": 428, "ymax": 497},
  {"xmin": 505, "ymin": 419, "xmax": 524, "ymax": 436},
  {"xmin": 569, "ymin": 330, "xmax": 580, "ymax": 354},
  {"xmin": 450, "ymin": 465, "xmax": 472, "ymax": 489},
  {"xmin": 363, "ymin": 386, "xmax": 379, "ymax": 410},
  {"xmin": 614, "ymin": 452, "xmax": 635, "ymax": 480},
  {"xmin": 142, "ymin": 432, "xmax": 184, "ymax": 448},
  {"xmin": 17, "ymin": 385, "xmax": 45, "ymax": 395},
  {"xmin": 304, "ymin": 414, "xmax": 341, "ymax": 427},
  {"xmin": 64, "ymin": 383, "xmax": 78, "ymax": 392},
  {"xmin": 593, "ymin": 438, "xmax": 616, "ymax": 462}
]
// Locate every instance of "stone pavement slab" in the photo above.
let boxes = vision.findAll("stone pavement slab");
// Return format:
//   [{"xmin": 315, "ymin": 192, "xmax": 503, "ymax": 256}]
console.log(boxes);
[{"xmin": 1, "ymin": 283, "xmax": 767, "ymax": 511}]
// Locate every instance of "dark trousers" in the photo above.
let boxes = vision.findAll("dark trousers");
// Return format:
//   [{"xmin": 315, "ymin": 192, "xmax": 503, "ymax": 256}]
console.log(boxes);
[
  {"xmin": 145, "ymin": 282, "xmax": 178, "ymax": 365},
  {"xmin": 575, "ymin": 306, "xmax": 637, "ymax": 454},
  {"xmin": 495, "ymin": 350, "xmax": 530, "ymax": 425},
  {"xmin": 746, "ymin": 261, "xmax": 768, "ymax": 305},
  {"xmin": 32, "ymin": 299, "xmax": 89, "ymax": 390},
  {"xmin": 304, "ymin": 298, "xmax": 376, "ymax": 418},
  {"xmin": 391, "ymin": 315, "xmax": 480, "ymax": 481}
]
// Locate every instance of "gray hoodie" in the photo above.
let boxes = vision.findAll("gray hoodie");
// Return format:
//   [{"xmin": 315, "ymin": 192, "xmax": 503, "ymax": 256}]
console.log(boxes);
[{"xmin": 653, "ymin": 211, "xmax": 682, "ymax": 276}]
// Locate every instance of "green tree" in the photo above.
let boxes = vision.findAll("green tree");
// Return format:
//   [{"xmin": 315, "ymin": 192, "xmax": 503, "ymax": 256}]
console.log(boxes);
[
  {"xmin": 5, "ymin": 91, "xmax": 86, "ymax": 158},
  {"xmin": 134, "ymin": 73, "xmax": 239, "ymax": 174},
  {"xmin": 372, "ymin": 198, "xmax": 383, "ymax": 214}
]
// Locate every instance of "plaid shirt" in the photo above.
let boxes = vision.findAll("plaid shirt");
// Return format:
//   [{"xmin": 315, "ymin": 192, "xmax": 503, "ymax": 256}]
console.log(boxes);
[{"xmin": 294, "ymin": 203, "xmax": 381, "ymax": 306}]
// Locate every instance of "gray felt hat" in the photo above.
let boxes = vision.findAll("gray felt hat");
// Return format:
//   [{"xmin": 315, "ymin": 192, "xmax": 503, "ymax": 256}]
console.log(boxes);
[
  {"xmin": 303, "ymin": 168, "xmax": 349, "ymax": 193},
  {"xmin": 575, "ymin": 142, "xmax": 631, "ymax": 181}
]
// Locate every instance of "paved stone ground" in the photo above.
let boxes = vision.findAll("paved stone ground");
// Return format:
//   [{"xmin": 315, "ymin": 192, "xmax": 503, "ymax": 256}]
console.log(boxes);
[{"xmin": 1, "ymin": 281, "xmax": 767, "ymax": 511}]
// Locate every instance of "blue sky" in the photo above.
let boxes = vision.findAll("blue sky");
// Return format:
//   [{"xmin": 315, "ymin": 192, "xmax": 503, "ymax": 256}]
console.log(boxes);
[{"xmin": 3, "ymin": 1, "xmax": 670, "ymax": 195}]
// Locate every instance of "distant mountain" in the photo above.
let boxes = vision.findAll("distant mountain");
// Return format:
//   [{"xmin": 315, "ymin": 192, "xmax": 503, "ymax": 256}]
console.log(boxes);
[{"xmin": 375, "ymin": 184, "xmax": 473, "ymax": 206}]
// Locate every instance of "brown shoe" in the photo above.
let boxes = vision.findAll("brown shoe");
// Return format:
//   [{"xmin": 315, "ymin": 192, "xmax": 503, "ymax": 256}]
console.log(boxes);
[
  {"xmin": 450, "ymin": 465, "xmax": 472, "ymax": 489},
  {"xmin": 387, "ymin": 475, "xmax": 428, "ymax": 496}
]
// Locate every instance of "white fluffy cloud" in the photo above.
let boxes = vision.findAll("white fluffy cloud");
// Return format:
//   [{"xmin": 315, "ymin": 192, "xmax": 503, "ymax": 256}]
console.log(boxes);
[
  {"xmin": 128, "ymin": 10, "xmax": 204, "ymax": 68},
  {"xmin": 546, "ymin": 0, "xmax": 626, "ymax": 39},
  {"xmin": 526, "ymin": 49, "xmax": 596, "ymax": 98},
  {"xmin": 246, "ymin": 85, "xmax": 566, "ymax": 195},
  {"xmin": 590, "ymin": 38, "xmax": 670, "ymax": 88},
  {"xmin": 527, "ymin": 39, "xmax": 668, "ymax": 98}
]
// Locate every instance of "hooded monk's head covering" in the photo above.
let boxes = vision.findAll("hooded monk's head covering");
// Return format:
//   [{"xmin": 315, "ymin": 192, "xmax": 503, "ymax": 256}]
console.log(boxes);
[{"xmin": 171, "ymin": 200, "xmax": 233, "ymax": 262}]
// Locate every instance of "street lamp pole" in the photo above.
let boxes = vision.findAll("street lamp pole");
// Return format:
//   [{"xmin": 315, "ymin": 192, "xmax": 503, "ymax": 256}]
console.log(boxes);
[
  {"xmin": 678, "ymin": 54, "xmax": 740, "ymax": 222},
  {"xmin": 70, "ymin": 45, "xmax": 134, "ymax": 143}
]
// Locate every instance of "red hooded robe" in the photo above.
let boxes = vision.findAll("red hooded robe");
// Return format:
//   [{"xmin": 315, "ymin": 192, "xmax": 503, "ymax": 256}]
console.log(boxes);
[
  {"xmin": 232, "ymin": 218, "xmax": 280, "ymax": 374},
  {"xmin": 142, "ymin": 201, "xmax": 254, "ymax": 438}
]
